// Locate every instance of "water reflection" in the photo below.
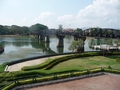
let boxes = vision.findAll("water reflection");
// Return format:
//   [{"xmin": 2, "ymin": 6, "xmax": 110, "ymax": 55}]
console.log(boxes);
[
  {"xmin": 0, "ymin": 37, "xmax": 119, "ymax": 64},
  {"xmin": 88, "ymin": 39, "xmax": 120, "ymax": 51}
]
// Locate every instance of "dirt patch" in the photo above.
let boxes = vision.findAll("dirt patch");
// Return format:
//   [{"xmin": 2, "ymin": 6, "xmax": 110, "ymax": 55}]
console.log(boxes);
[{"xmin": 25, "ymin": 75, "xmax": 120, "ymax": 90}]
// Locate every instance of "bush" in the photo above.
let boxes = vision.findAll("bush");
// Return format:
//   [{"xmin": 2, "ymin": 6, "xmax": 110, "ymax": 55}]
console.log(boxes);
[
  {"xmin": 90, "ymin": 69, "xmax": 102, "ymax": 73},
  {"xmin": 0, "ymin": 62, "xmax": 8, "ymax": 73},
  {"xmin": 1, "ymin": 83, "xmax": 16, "ymax": 90},
  {"xmin": 116, "ymin": 58, "xmax": 120, "ymax": 63},
  {"xmin": 19, "ymin": 79, "xmax": 33, "ymax": 85},
  {"xmin": 57, "ymin": 73, "xmax": 71, "ymax": 79},
  {"xmin": 1, "ymin": 68, "xmax": 120, "ymax": 90},
  {"xmin": 72, "ymin": 71, "xmax": 88, "ymax": 76},
  {"xmin": 104, "ymin": 69, "xmax": 120, "ymax": 74}
]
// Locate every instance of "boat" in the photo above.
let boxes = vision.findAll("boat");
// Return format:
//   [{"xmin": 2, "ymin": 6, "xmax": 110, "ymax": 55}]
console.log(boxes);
[{"xmin": 0, "ymin": 41, "xmax": 4, "ymax": 53}]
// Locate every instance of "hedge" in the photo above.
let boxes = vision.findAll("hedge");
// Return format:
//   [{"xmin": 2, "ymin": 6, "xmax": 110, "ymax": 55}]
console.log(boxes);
[
  {"xmin": 0, "ymin": 62, "xmax": 8, "ymax": 73},
  {"xmin": 2, "ymin": 68, "xmax": 120, "ymax": 90},
  {"xmin": 116, "ymin": 58, "xmax": 120, "ymax": 63},
  {"xmin": 1, "ymin": 83, "xmax": 16, "ymax": 90},
  {"xmin": 1, "ymin": 52, "xmax": 120, "ymax": 89},
  {"xmin": 21, "ymin": 52, "xmax": 120, "ymax": 71},
  {"xmin": 104, "ymin": 69, "xmax": 120, "ymax": 74},
  {"xmin": 21, "ymin": 52, "xmax": 102, "ymax": 71},
  {"xmin": 0, "ymin": 68, "xmax": 82, "ymax": 82},
  {"xmin": 0, "ymin": 52, "xmax": 120, "ymax": 83}
]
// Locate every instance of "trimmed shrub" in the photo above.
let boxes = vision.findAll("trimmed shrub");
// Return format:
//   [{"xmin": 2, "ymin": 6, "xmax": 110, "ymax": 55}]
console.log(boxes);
[
  {"xmin": 57, "ymin": 73, "xmax": 71, "ymax": 79},
  {"xmin": 0, "ymin": 62, "xmax": 8, "ymax": 73},
  {"xmin": 90, "ymin": 69, "xmax": 102, "ymax": 73},
  {"xmin": 21, "ymin": 52, "xmax": 104, "ymax": 71},
  {"xmin": 1, "ymin": 83, "xmax": 16, "ymax": 90},
  {"xmin": 72, "ymin": 71, "xmax": 88, "ymax": 76},
  {"xmin": 116, "ymin": 58, "xmax": 120, "ymax": 63},
  {"xmin": 1, "ymin": 68, "xmax": 120, "ymax": 90},
  {"xmin": 19, "ymin": 79, "xmax": 33, "ymax": 85},
  {"xmin": 104, "ymin": 69, "xmax": 120, "ymax": 74}
]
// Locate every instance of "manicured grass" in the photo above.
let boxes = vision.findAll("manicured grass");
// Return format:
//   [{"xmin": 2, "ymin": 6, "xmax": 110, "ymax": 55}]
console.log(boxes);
[{"xmin": 51, "ymin": 55, "xmax": 120, "ymax": 70}]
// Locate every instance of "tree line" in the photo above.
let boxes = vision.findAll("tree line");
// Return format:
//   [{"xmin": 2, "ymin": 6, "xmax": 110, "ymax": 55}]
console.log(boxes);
[{"xmin": 0, "ymin": 23, "xmax": 48, "ymax": 35}]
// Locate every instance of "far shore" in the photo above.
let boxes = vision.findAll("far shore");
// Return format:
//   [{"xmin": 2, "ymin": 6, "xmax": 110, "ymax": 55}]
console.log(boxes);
[
  {"xmin": 0, "ymin": 35, "xmax": 95, "ymax": 39},
  {"xmin": 0, "ymin": 35, "xmax": 33, "ymax": 38}
]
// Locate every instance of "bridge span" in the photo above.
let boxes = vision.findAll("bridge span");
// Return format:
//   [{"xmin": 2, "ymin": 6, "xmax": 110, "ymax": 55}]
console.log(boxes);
[{"xmin": 32, "ymin": 28, "xmax": 120, "ymax": 52}]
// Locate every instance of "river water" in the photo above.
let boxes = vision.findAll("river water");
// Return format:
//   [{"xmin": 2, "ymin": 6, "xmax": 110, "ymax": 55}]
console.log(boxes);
[{"xmin": 0, "ymin": 37, "xmax": 116, "ymax": 64}]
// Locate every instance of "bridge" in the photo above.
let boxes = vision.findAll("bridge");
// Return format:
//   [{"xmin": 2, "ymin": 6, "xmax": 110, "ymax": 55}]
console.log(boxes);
[{"xmin": 32, "ymin": 28, "xmax": 120, "ymax": 52}]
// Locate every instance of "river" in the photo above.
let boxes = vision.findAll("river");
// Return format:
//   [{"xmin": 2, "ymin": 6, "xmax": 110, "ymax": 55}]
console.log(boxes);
[{"xmin": 0, "ymin": 37, "xmax": 116, "ymax": 64}]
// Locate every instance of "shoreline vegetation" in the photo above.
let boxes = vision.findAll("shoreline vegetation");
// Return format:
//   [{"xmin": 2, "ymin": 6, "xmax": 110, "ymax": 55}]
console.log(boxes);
[
  {"xmin": 0, "ymin": 35, "xmax": 95, "ymax": 39},
  {"xmin": 0, "ymin": 35, "xmax": 34, "ymax": 38}
]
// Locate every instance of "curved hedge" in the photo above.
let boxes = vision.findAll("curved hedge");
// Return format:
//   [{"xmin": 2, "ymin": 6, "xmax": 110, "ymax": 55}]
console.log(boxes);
[
  {"xmin": 21, "ymin": 52, "xmax": 120, "ymax": 71},
  {"xmin": 1, "ymin": 68, "xmax": 120, "ymax": 90},
  {"xmin": 1, "ymin": 51, "xmax": 120, "ymax": 89}
]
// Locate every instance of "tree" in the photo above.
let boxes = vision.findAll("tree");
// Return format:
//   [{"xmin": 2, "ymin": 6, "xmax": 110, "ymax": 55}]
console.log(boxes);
[
  {"xmin": 106, "ymin": 39, "xmax": 113, "ymax": 50},
  {"xmin": 68, "ymin": 39, "xmax": 84, "ymax": 52},
  {"xmin": 75, "ymin": 28, "xmax": 82, "ymax": 32},
  {"xmin": 3, "ymin": 26, "xmax": 11, "ymax": 35},
  {"xmin": 21, "ymin": 26, "xmax": 29, "ymax": 35},
  {"xmin": 0, "ymin": 25, "xmax": 5, "ymax": 35},
  {"xmin": 30, "ymin": 23, "xmax": 48, "ymax": 34},
  {"xmin": 114, "ymin": 39, "xmax": 120, "ymax": 51},
  {"xmin": 10, "ymin": 25, "xmax": 21, "ymax": 35}
]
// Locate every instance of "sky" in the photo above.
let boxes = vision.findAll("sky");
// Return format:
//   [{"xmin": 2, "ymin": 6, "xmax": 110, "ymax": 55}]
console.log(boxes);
[{"xmin": 0, "ymin": 0, "xmax": 120, "ymax": 29}]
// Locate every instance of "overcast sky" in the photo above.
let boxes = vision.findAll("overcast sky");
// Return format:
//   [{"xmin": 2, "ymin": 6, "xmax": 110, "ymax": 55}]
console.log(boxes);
[{"xmin": 0, "ymin": 0, "xmax": 120, "ymax": 29}]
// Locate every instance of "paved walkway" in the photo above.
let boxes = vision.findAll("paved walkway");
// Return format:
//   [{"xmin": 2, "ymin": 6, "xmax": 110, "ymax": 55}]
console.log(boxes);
[{"xmin": 7, "ymin": 55, "xmax": 68, "ymax": 72}]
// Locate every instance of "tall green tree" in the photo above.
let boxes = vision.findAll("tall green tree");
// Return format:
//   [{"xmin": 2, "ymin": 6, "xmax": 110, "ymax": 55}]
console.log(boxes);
[
  {"xmin": 75, "ymin": 28, "xmax": 82, "ymax": 32},
  {"xmin": 30, "ymin": 23, "xmax": 48, "ymax": 34},
  {"xmin": 106, "ymin": 39, "xmax": 113, "ymax": 50},
  {"xmin": 0, "ymin": 25, "xmax": 5, "ymax": 35},
  {"xmin": 114, "ymin": 39, "xmax": 120, "ymax": 51},
  {"xmin": 10, "ymin": 25, "xmax": 21, "ymax": 35},
  {"xmin": 68, "ymin": 39, "xmax": 84, "ymax": 52},
  {"xmin": 21, "ymin": 26, "xmax": 29, "ymax": 35}
]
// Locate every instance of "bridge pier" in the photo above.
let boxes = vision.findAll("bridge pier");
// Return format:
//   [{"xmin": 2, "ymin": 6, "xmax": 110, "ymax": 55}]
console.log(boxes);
[
  {"xmin": 74, "ymin": 36, "xmax": 79, "ymax": 41},
  {"xmin": 35, "ymin": 35, "xmax": 39, "ymax": 39},
  {"xmin": 39, "ymin": 35, "xmax": 45, "ymax": 40},
  {"xmin": 45, "ymin": 36, "xmax": 50, "ymax": 42},
  {"xmin": 56, "ymin": 35, "xmax": 65, "ymax": 47}
]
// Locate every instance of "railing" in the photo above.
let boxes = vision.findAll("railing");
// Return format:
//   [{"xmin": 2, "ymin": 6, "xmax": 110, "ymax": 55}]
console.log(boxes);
[{"xmin": 1, "ymin": 67, "xmax": 120, "ymax": 90}]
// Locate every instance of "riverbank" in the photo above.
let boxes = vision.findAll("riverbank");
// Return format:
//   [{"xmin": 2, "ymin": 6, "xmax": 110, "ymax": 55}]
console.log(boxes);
[
  {"xmin": 0, "ymin": 35, "xmax": 94, "ymax": 39},
  {"xmin": 0, "ymin": 35, "xmax": 33, "ymax": 38}
]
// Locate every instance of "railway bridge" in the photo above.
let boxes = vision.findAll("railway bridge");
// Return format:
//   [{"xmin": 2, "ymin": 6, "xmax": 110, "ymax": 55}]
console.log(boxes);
[{"xmin": 32, "ymin": 28, "xmax": 120, "ymax": 52}]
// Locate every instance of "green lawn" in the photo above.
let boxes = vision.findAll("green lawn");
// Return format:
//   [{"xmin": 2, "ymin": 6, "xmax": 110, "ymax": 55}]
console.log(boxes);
[{"xmin": 51, "ymin": 55, "xmax": 120, "ymax": 70}]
